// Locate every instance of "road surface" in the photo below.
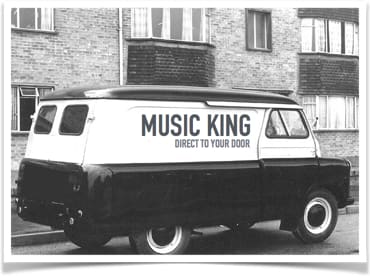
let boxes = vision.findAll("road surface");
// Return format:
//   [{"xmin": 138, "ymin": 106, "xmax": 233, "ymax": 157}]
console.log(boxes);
[{"xmin": 12, "ymin": 214, "xmax": 359, "ymax": 255}]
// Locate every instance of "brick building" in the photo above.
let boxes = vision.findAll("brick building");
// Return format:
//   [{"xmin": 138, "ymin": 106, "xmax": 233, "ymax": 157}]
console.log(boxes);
[{"xmin": 10, "ymin": 8, "xmax": 359, "ymax": 194}]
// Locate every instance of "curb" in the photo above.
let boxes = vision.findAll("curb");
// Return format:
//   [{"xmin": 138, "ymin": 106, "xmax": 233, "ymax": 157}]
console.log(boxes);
[
  {"xmin": 11, "ymin": 230, "xmax": 67, "ymax": 247},
  {"xmin": 11, "ymin": 204, "xmax": 359, "ymax": 247}
]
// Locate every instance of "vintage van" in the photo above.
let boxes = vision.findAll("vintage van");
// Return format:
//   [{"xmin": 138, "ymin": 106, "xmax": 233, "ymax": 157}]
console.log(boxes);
[{"xmin": 16, "ymin": 85, "xmax": 354, "ymax": 254}]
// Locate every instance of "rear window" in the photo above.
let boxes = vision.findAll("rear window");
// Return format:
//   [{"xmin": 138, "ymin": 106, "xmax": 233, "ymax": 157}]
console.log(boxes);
[
  {"xmin": 34, "ymin": 105, "xmax": 57, "ymax": 134},
  {"xmin": 59, "ymin": 105, "xmax": 89, "ymax": 135}
]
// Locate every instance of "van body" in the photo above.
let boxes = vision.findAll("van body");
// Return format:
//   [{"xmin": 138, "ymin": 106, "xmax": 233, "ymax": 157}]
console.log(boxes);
[{"xmin": 16, "ymin": 86, "xmax": 354, "ymax": 254}]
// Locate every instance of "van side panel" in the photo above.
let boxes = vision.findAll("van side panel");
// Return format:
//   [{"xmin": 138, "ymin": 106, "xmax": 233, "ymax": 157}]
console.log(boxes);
[
  {"xmin": 83, "ymin": 100, "xmax": 265, "ymax": 164},
  {"xmin": 86, "ymin": 161, "xmax": 261, "ymax": 229}
]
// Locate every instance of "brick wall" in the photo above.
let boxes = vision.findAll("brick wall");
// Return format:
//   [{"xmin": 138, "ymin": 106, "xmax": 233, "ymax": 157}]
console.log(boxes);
[
  {"xmin": 211, "ymin": 8, "xmax": 300, "ymax": 94},
  {"xmin": 11, "ymin": 133, "xmax": 28, "ymax": 170},
  {"xmin": 297, "ymin": 8, "xmax": 358, "ymax": 23},
  {"xmin": 299, "ymin": 54, "xmax": 359, "ymax": 95},
  {"xmin": 126, "ymin": 41, "xmax": 215, "ymax": 86},
  {"xmin": 314, "ymin": 130, "xmax": 359, "ymax": 158},
  {"xmin": 11, "ymin": 8, "xmax": 120, "ymax": 88}
]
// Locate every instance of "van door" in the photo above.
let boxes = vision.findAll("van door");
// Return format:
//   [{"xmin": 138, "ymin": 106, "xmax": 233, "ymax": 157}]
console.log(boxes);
[
  {"xmin": 258, "ymin": 109, "xmax": 318, "ymax": 219},
  {"xmin": 26, "ymin": 100, "xmax": 95, "ymax": 165}
]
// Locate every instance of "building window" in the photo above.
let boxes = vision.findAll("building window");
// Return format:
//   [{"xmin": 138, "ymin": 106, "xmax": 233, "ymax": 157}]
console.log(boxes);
[
  {"xmin": 131, "ymin": 8, "xmax": 209, "ymax": 42},
  {"xmin": 302, "ymin": 95, "xmax": 358, "ymax": 130},
  {"xmin": 301, "ymin": 18, "xmax": 358, "ymax": 55},
  {"xmin": 11, "ymin": 86, "xmax": 54, "ymax": 132},
  {"xmin": 11, "ymin": 8, "xmax": 54, "ymax": 31},
  {"xmin": 246, "ymin": 10, "xmax": 272, "ymax": 51}
]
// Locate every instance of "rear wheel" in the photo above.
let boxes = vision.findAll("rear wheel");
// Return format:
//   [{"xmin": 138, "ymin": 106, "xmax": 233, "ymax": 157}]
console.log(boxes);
[
  {"xmin": 293, "ymin": 189, "xmax": 338, "ymax": 243},
  {"xmin": 64, "ymin": 227, "xmax": 112, "ymax": 249},
  {"xmin": 129, "ymin": 226, "xmax": 191, "ymax": 254}
]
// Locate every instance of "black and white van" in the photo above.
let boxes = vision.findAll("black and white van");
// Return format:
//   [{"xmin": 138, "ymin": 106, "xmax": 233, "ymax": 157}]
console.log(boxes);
[{"xmin": 16, "ymin": 85, "xmax": 354, "ymax": 254}]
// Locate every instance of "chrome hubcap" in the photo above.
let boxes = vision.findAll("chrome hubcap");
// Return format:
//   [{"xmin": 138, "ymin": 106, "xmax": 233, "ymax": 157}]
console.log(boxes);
[
  {"xmin": 147, "ymin": 226, "xmax": 182, "ymax": 254},
  {"xmin": 304, "ymin": 197, "xmax": 332, "ymax": 235}
]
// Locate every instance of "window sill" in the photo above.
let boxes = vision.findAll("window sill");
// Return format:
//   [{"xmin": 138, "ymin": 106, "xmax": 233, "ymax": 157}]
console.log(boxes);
[
  {"xmin": 299, "ymin": 52, "xmax": 359, "ymax": 58},
  {"xmin": 11, "ymin": 27, "xmax": 57, "ymax": 35},
  {"xmin": 246, "ymin": 47, "xmax": 272, "ymax": 53},
  {"xmin": 126, "ymin": 37, "xmax": 215, "ymax": 48},
  {"xmin": 313, "ymin": 128, "xmax": 359, "ymax": 133}
]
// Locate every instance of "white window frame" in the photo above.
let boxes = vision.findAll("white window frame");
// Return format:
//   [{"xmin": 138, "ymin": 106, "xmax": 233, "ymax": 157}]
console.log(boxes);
[
  {"xmin": 11, "ymin": 8, "xmax": 54, "ymax": 31},
  {"xmin": 303, "ymin": 95, "xmax": 359, "ymax": 130},
  {"xmin": 131, "ymin": 8, "xmax": 208, "ymax": 43},
  {"xmin": 12, "ymin": 85, "xmax": 54, "ymax": 132}
]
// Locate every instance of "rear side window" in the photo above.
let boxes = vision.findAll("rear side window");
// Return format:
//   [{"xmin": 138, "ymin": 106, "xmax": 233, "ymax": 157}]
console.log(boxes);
[
  {"xmin": 34, "ymin": 105, "xmax": 57, "ymax": 134},
  {"xmin": 59, "ymin": 105, "xmax": 89, "ymax": 135},
  {"xmin": 266, "ymin": 109, "xmax": 308, "ymax": 138}
]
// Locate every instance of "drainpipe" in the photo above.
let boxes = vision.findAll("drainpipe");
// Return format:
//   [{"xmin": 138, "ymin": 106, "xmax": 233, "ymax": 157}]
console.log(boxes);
[{"xmin": 118, "ymin": 8, "xmax": 123, "ymax": 85}]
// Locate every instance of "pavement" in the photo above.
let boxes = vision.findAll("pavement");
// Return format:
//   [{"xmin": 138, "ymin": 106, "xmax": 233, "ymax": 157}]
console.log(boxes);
[{"xmin": 10, "ymin": 198, "xmax": 359, "ymax": 248}]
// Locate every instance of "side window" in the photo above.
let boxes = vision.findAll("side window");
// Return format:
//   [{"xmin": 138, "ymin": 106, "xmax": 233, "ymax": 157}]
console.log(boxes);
[
  {"xmin": 266, "ymin": 110, "xmax": 308, "ymax": 138},
  {"xmin": 280, "ymin": 110, "xmax": 308, "ymax": 137},
  {"xmin": 34, "ymin": 105, "xmax": 57, "ymax": 134},
  {"xmin": 266, "ymin": 110, "xmax": 288, "ymax": 137},
  {"xmin": 59, "ymin": 105, "xmax": 89, "ymax": 135}
]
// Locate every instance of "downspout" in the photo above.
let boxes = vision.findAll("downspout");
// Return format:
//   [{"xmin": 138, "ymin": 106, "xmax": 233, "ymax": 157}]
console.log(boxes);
[{"xmin": 118, "ymin": 8, "xmax": 123, "ymax": 85}]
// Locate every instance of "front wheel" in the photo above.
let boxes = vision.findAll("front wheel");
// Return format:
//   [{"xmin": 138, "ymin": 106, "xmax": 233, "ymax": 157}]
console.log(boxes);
[
  {"xmin": 293, "ymin": 189, "xmax": 338, "ymax": 243},
  {"xmin": 129, "ymin": 226, "xmax": 191, "ymax": 254}
]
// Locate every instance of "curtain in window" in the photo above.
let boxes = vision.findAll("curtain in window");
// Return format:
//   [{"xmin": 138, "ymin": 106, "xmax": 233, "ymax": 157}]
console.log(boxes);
[
  {"xmin": 354, "ymin": 24, "xmax": 359, "ymax": 55},
  {"xmin": 345, "ymin": 22, "xmax": 354, "ymax": 54},
  {"xmin": 315, "ymin": 19, "xmax": 326, "ymax": 52},
  {"xmin": 38, "ymin": 87, "xmax": 53, "ymax": 97},
  {"xmin": 346, "ymin": 97, "xmax": 355, "ymax": 128},
  {"xmin": 182, "ymin": 8, "xmax": 192, "ymax": 41},
  {"xmin": 41, "ymin": 8, "xmax": 53, "ymax": 30},
  {"xmin": 11, "ymin": 87, "xmax": 18, "ymax": 130},
  {"xmin": 318, "ymin": 96, "xmax": 327, "ymax": 128},
  {"xmin": 132, "ymin": 8, "xmax": 150, "ymax": 37},
  {"xmin": 162, "ymin": 8, "xmax": 170, "ymax": 39},
  {"xmin": 301, "ymin": 19, "xmax": 313, "ymax": 52},
  {"xmin": 328, "ymin": 97, "xmax": 345, "ymax": 128},
  {"xmin": 329, "ymin": 20, "xmax": 341, "ymax": 54},
  {"xmin": 302, "ymin": 96, "xmax": 316, "ymax": 127}
]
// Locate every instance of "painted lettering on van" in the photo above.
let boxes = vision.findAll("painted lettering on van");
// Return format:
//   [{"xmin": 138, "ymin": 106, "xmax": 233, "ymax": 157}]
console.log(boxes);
[{"xmin": 142, "ymin": 114, "xmax": 251, "ymax": 137}]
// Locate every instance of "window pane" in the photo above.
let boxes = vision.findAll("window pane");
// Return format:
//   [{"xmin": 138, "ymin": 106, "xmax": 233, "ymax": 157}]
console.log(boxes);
[
  {"xmin": 170, "ymin": 8, "xmax": 183, "ymax": 40},
  {"xmin": 301, "ymin": 19, "xmax": 313, "ymax": 52},
  {"xmin": 327, "ymin": 97, "xmax": 345, "ymax": 128},
  {"xmin": 354, "ymin": 24, "xmax": 359, "ymax": 55},
  {"xmin": 152, "ymin": 8, "xmax": 163, "ymax": 38},
  {"xmin": 329, "ymin": 20, "xmax": 341, "ymax": 54},
  {"xmin": 19, "ymin": 96, "xmax": 35, "ymax": 131},
  {"xmin": 60, "ymin": 105, "xmax": 88, "ymax": 135},
  {"xmin": 19, "ymin": 8, "xmax": 35, "ymax": 29},
  {"xmin": 315, "ymin": 19, "xmax": 326, "ymax": 52},
  {"xmin": 20, "ymin": 87, "xmax": 37, "ymax": 96},
  {"xmin": 266, "ymin": 110, "xmax": 288, "ymax": 137},
  {"xmin": 11, "ymin": 87, "xmax": 18, "ymax": 130},
  {"xmin": 38, "ymin": 87, "xmax": 53, "ymax": 97},
  {"xmin": 255, "ymin": 12, "xmax": 266, "ymax": 48},
  {"xmin": 192, "ymin": 8, "xmax": 202, "ymax": 41},
  {"xmin": 34, "ymin": 105, "xmax": 57, "ymax": 134},
  {"xmin": 11, "ymin": 8, "xmax": 17, "ymax": 27},
  {"xmin": 345, "ymin": 22, "xmax": 354, "ymax": 54},
  {"xmin": 346, "ymin": 97, "xmax": 355, "ymax": 128},
  {"xmin": 247, "ymin": 11, "xmax": 255, "ymax": 48},
  {"xmin": 302, "ymin": 96, "xmax": 316, "ymax": 127},
  {"xmin": 280, "ymin": 110, "xmax": 308, "ymax": 137},
  {"xmin": 318, "ymin": 96, "xmax": 327, "ymax": 128}
]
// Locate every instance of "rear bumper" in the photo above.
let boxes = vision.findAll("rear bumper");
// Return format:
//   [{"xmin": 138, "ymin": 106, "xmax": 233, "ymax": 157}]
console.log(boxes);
[{"xmin": 16, "ymin": 198, "xmax": 90, "ymax": 231}]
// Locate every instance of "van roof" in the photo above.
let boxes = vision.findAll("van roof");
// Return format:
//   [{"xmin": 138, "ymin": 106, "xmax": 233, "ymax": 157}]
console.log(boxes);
[{"xmin": 41, "ymin": 85, "xmax": 298, "ymax": 105}]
